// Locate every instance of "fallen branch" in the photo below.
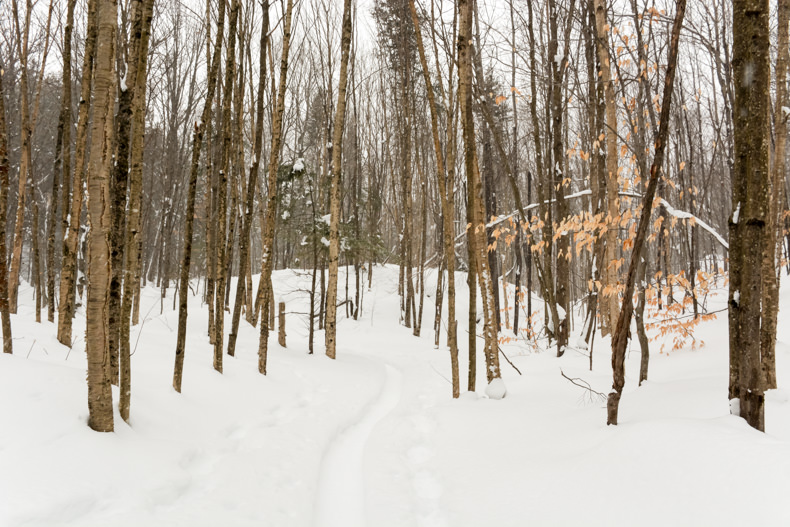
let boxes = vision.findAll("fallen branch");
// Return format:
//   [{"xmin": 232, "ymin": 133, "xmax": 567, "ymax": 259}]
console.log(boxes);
[
  {"xmin": 498, "ymin": 346, "xmax": 522, "ymax": 375},
  {"xmin": 560, "ymin": 369, "xmax": 607, "ymax": 403}
]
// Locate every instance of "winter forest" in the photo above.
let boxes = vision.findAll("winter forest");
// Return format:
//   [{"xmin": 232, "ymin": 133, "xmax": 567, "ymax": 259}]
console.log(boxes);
[{"xmin": 1, "ymin": 0, "xmax": 789, "ymax": 524}]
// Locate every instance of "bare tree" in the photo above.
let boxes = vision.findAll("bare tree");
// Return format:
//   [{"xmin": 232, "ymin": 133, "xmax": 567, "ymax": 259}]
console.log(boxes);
[{"xmin": 325, "ymin": 0, "xmax": 354, "ymax": 360}]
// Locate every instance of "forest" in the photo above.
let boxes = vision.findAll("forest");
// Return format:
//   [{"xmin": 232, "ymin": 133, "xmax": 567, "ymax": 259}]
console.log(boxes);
[{"xmin": 1, "ymin": 0, "xmax": 789, "ymax": 525}]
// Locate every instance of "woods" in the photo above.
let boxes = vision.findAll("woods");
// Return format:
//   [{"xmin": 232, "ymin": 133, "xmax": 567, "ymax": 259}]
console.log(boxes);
[{"xmin": 0, "ymin": 0, "xmax": 788, "ymax": 435}]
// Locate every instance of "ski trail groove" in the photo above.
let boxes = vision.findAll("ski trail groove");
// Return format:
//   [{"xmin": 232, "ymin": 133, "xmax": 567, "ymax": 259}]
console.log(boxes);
[{"xmin": 313, "ymin": 363, "xmax": 402, "ymax": 527}]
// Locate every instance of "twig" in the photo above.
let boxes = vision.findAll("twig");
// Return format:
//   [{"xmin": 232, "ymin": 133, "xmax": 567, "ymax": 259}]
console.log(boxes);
[
  {"xmin": 560, "ymin": 369, "xmax": 607, "ymax": 403},
  {"xmin": 430, "ymin": 362, "xmax": 452, "ymax": 385},
  {"xmin": 498, "ymin": 345, "xmax": 522, "ymax": 375},
  {"xmin": 131, "ymin": 301, "xmax": 159, "ymax": 357},
  {"xmin": 65, "ymin": 336, "xmax": 81, "ymax": 361},
  {"xmin": 26, "ymin": 340, "xmax": 37, "ymax": 358}
]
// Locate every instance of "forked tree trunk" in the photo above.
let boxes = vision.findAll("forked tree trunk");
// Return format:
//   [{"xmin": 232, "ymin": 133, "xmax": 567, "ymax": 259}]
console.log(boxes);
[
  {"xmin": 325, "ymin": 0, "xmax": 353, "ymax": 360},
  {"xmin": 458, "ymin": 0, "xmax": 502, "ymax": 391},
  {"xmin": 85, "ymin": 0, "xmax": 118, "ymax": 433},
  {"xmin": 58, "ymin": 0, "xmax": 98, "ymax": 346},
  {"xmin": 228, "ymin": 0, "xmax": 269, "ymax": 358},
  {"xmin": 212, "ymin": 0, "xmax": 241, "ymax": 374}
]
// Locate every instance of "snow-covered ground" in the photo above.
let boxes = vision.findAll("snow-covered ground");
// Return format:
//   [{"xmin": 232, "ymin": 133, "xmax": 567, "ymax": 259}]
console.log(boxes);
[{"xmin": 2, "ymin": 266, "xmax": 789, "ymax": 526}]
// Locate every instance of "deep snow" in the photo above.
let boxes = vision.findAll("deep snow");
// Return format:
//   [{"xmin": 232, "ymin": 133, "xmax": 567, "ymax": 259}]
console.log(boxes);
[{"xmin": 1, "ymin": 266, "xmax": 789, "ymax": 526}]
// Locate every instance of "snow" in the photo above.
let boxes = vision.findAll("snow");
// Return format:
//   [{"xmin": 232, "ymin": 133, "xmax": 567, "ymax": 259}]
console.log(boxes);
[
  {"xmin": 485, "ymin": 378, "xmax": 507, "ymax": 400},
  {"xmin": 320, "ymin": 236, "xmax": 330, "ymax": 247},
  {"xmin": 120, "ymin": 62, "xmax": 128, "ymax": 92},
  {"xmin": 733, "ymin": 202, "xmax": 741, "ymax": 224},
  {"xmin": 293, "ymin": 158, "xmax": 305, "ymax": 172},
  {"xmin": 733, "ymin": 290, "xmax": 740, "ymax": 305},
  {"xmin": 282, "ymin": 210, "xmax": 290, "ymax": 220},
  {"xmin": 320, "ymin": 214, "xmax": 331, "ymax": 225},
  {"xmin": 2, "ymin": 267, "xmax": 790, "ymax": 526}
]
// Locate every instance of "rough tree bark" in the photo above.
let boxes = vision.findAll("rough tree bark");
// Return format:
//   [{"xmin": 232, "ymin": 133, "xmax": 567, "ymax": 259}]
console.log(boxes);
[
  {"xmin": 729, "ymin": 0, "xmax": 771, "ymax": 432},
  {"xmin": 85, "ymin": 0, "xmax": 118, "ymax": 433}
]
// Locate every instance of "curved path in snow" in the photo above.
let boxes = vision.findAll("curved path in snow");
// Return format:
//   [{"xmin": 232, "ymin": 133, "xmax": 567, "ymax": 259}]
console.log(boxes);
[{"xmin": 313, "ymin": 362, "xmax": 402, "ymax": 527}]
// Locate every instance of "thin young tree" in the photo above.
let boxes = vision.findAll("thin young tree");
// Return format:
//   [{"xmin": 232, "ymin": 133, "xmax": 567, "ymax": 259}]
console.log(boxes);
[
  {"xmin": 258, "ymin": 0, "xmax": 294, "ymax": 374},
  {"xmin": 173, "ymin": 0, "xmax": 227, "ymax": 392},
  {"xmin": 47, "ymin": 0, "xmax": 77, "ymax": 323},
  {"xmin": 0, "ymin": 58, "xmax": 12, "ymax": 355},
  {"xmin": 408, "ymin": 0, "xmax": 459, "ymax": 397},
  {"xmin": 607, "ymin": 0, "xmax": 685, "ymax": 426}
]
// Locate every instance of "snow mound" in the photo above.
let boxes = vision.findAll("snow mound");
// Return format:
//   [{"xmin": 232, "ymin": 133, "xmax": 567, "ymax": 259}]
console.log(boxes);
[{"xmin": 485, "ymin": 378, "xmax": 507, "ymax": 400}]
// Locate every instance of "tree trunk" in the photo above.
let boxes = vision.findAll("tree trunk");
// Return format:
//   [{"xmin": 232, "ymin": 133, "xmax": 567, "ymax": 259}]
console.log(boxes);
[
  {"xmin": 607, "ymin": 0, "xmax": 685, "ymax": 425},
  {"xmin": 85, "ymin": 0, "xmax": 118, "ymax": 433},
  {"xmin": 118, "ymin": 0, "xmax": 154, "ymax": 423},
  {"xmin": 58, "ymin": 0, "xmax": 98, "ymax": 346},
  {"xmin": 729, "ymin": 0, "xmax": 771, "ymax": 432},
  {"xmin": 172, "ymin": 0, "xmax": 226, "ymax": 393},
  {"xmin": 228, "ymin": 0, "xmax": 269, "ymax": 358},
  {"xmin": 257, "ymin": 0, "xmax": 294, "ymax": 374},
  {"xmin": 47, "ymin": 0, "xmax": 76, "ymax": 323},
  {"xmin": 592, "ymin": 0, "xmax": 621, "ymax": 336},
  {"xmin": 325, "ymin": 0, "xmax": 353, "ymax": 360},
  {"xmin": 760, "ymin": 0, "xmax": 789, "ymax": 390},
  {"xmin": 0, "ymin": 63, "xmax": 12, "ymax": 354},
  {"xmin": 212, "ymin": 0, "xmax": 241, "ymax": 374},
  {"xmin": 458, "ymin": 0, "xmax": 502, "ymax": 392}
]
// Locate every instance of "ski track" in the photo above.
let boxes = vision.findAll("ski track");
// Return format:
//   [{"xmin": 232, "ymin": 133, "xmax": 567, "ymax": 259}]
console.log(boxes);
[{"xmin": 313, "ymin": 362, "xmax": 402, "ymax": 527}]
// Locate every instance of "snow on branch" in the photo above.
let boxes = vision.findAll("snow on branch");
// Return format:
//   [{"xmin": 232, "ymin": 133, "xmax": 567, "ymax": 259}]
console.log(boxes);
[
  {"xmin": 658, "ymin": 198, "xmax": 729, "ymax": 251},
  {"xmin": 448, "ymin": 188, "xmax": 729, "ymax": 253}
]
